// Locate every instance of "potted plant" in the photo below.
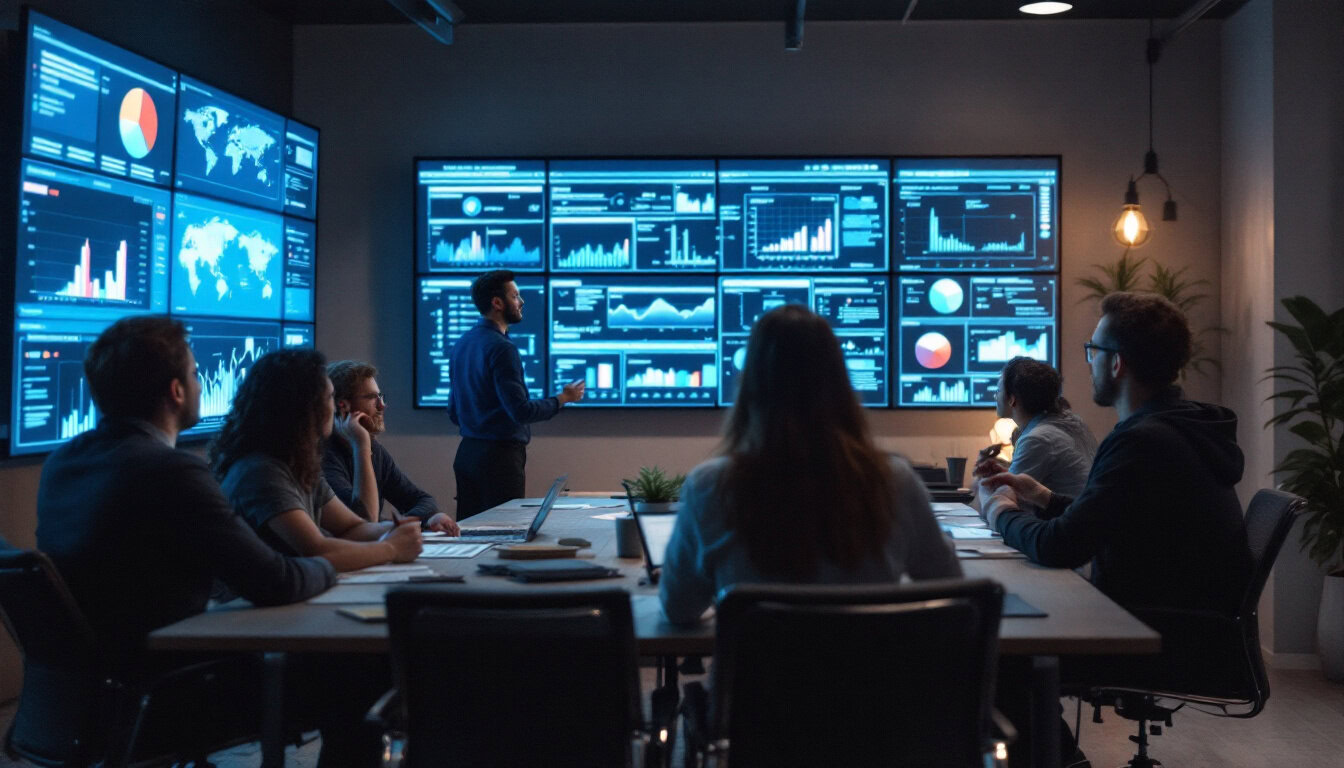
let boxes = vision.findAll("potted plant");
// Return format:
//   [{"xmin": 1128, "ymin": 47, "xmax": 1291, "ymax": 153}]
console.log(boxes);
[
  {"xmin": 1264, "ymin": 296, "xmax": 1344, "ymax": 679},
  {"xmin": 623, "ymin": 466, "xmax": 686, "ymax": 514}
]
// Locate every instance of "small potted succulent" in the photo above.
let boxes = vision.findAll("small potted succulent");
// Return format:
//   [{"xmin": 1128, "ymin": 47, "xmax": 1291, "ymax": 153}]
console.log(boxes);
[{"xmin": 623, "ymin": 466, "xmax": 686, "ymax": 514}]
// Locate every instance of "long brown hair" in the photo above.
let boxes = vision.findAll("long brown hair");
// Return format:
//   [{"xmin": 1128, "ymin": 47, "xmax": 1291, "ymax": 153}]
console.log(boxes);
[
  {"xmin": 209, "ymin": 349, "xmax": 330, "ymax": 491},
  {"xmin": 719, "ymin": 305, "xmax": 895, "ymax": 579}
]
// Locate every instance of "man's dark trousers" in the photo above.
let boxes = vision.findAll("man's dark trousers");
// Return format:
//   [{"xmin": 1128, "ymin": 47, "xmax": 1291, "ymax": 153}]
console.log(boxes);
[{"xmin": 453, "ymin": 437, "xmax": 526, "ymax": 520}]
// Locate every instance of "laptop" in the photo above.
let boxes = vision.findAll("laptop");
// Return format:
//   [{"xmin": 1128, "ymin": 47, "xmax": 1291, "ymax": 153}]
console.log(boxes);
[
  {"xmin": 441, "ymin": 475, "xmax": 568, "ymax": 544},
  {"xmin": 622, "ymin": 481, "xmax": 678, "ymax": 585}
]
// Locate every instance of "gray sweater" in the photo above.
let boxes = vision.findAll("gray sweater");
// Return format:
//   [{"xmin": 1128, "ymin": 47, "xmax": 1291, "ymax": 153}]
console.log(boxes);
[{"xmin": 660, "ymin": 455, "xmax": 962, "ymax": 625}]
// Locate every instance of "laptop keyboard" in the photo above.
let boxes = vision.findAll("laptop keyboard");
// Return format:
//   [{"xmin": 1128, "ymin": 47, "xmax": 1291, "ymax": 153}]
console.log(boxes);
[{"xmin": 459, "ymin": 528, "xmax": 525, "ymax": 537}]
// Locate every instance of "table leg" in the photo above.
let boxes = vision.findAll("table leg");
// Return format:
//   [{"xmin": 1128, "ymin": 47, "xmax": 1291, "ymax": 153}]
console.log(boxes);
[
  {"xmin": 1030, "ymin": 655, "xmax": 1061, "ymax": 768},
  {"xmin": 261, "ymin": 651, "xmax": 286, "ymax": 768}
]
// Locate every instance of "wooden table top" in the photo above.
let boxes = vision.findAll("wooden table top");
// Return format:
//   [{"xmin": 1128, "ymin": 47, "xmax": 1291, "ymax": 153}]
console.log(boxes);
[{"xmin": 148, "ymin": 498, "xmax": 1159, "ymax": 657}]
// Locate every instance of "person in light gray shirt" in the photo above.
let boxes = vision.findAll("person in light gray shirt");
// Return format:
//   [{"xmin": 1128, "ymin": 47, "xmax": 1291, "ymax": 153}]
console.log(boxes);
[
  {"xmin": 660, "ymin": 306, "xmax": 960, "ymax": 626},
  {"xmin": 974, "ymin": 357, "xmax": 1098, "ymax": 511}
]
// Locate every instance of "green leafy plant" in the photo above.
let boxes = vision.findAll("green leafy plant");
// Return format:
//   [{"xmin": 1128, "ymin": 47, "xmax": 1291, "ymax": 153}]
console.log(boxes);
[
  {"xmin": 1265, "ymin": 296, "xmax": 1344, "ymax": 574},
  {"xmin": 1075, "ymin": 249, "xmax": 1221, "ymax": 376},
  {"xmin": 623, "ymin": 465, "xmax": 687, "ymax": 503}
]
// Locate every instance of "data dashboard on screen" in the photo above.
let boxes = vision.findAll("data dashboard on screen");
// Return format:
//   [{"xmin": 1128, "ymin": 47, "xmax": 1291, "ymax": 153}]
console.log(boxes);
[
  {"xmin": 9, "ymin": 318, "xmax": 110, "ymax": 456},
  {"xmin": 283, "ymin": 120, "xmax": 319, "ymax": 219},
  {"xmin": 894, "ymin": 157, "xmax": 1058, "ymax": 272},
  {"xmin": 718, "ymin": 159, "xmax": 889, "ymax": 271},
  {"xmin": 174, "ymin": 75, "xmax": 286, "ymax": 211},
  {"xmin": 15, "ymin": 160, "xmax": 171, "ymax": 321},
  {"xmin": 170, "ymin": 192, "xmax": 284, "ymax": 320},
  {"xmin": 416, "ymin": 160, "xmax": 546, "ymax": 272},
  {"xmin": 8, "ymin": 11, "xmax": 322, "ymax": 456},
  {"xmin": 896, "ymin": 275, "xmax": 1057, "ymax": 407},
  {"xmin": 22, "ymin": 11, "xmax": 177, "ymax": 187},
  {"xmin": 549, "ymin": 160, "xmax": 717, "ymax": 271},
  {"xmin": 718, "ymin": 277, "xmax": 889, "ymax": 406},
  {"xmin": 415, "ymin": 278, "xmax": 547, "ymax": 407},
  {"xmin": 549, "ymin": 277, "xmax": 718, "ymax": 407}
]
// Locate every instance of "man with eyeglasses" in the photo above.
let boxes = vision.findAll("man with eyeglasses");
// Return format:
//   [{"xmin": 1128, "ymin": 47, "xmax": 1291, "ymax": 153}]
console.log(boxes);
[
  {"xmin": 979, "ymin": 292, "xmax": 1250, "ymax": 768},
  {"xmin": 323, "ymin": 360, "xmax": 459, "ymax": 533}
]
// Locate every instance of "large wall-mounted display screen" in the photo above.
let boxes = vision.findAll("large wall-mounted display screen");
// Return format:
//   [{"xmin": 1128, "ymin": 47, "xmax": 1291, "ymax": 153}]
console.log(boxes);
[
  {"xmin": 548, "ymin": 160, "xmax": 717, "ymax": 272},
  {"xmin": 7, "ymin": 10, "xmax": 320, "ymax": 456},
  {"xmin": 410, "ymin": 156, "xmax": 1059, "ymax": 412},
  {"xmin": 894, "ymin": 157, "xmax": 1059, "ymax": 272},
  {"xmin": 415, "ymin": 277, "xmax": 547, "ymax": 407},
  {"xmin": 718, "ymin": 159, "xmax": 890, "ymax": 272},
  {"xmin": 22, "ymin": 12, "xmax": 178, "ymax": 186},
  {"xmin": 416, "ymin": 160, "xmax": 546, "ymax": 273},
  {"xmin": 718, "ymin": 276, "xmax": 890, "ymax": 407},
  {"xmin": 896, "ymin": 275, "xmax": 1057, "ymax": 407},
  {"xmin": 549, "ymin": 277, "xmax": 718, "ymax": 407}
]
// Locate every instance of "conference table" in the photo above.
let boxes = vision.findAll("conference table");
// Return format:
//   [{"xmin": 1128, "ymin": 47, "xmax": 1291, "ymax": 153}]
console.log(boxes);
[{"xmin": 148, "ymin": 496, "xmax": 1159, "ymax": 768}]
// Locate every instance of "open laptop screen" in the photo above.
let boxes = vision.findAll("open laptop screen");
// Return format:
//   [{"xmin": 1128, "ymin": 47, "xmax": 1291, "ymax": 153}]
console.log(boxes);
[{"xmin": 637, "ymin": 514, "xmax": 677, "ymax": 569}]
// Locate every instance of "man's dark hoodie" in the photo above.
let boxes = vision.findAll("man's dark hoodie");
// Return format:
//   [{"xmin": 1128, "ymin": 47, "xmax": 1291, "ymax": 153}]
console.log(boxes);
[{"xmin": 995, "ymin": 387, "xmax": 1252, "ymax": 616}]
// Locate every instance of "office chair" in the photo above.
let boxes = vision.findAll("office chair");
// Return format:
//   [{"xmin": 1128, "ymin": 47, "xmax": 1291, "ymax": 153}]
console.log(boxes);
[
  {"xmin": 1084, "ymin": 489, "xmax": 1306, "ymax": 768},
  {"xmin": 0, "ymin": 548, "xmax": 264, "ymax": 768},
  {"xmin": 377, "ymin": 587, "xmax": 672, "ymax": 767},
  {"xmin": 680, "ymin": 579, "xmax": 1012, "ymax": 768}
]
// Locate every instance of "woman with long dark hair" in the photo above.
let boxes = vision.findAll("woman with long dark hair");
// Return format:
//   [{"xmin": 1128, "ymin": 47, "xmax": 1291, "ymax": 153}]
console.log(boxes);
[
  {"xmin": 211, "ymin": 348, "xmax": 422, "ymax": 572},
  {"xmin": 659, "ymin": 305, "xmax": 960, "ymax": 624}
]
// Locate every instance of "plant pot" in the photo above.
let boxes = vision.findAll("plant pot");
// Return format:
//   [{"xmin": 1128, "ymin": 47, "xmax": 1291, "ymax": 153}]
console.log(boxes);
[
  {"xmin": 1318, "ymin": 572, "xmax": 1344, "ymax": 681},
  {"xmin": 634, "ymin": 501, "xmax": 678, "ymax": 515}
]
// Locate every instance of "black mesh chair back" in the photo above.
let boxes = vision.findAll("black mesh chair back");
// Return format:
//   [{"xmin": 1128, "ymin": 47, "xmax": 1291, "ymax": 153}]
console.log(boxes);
[
  {"xmin": 711, "ymin": 579, "xmax": 1004, "ymax": 768},
  {"xmin": 0, "ymin": 549, "xmax": 104, "ymax": 766},
  {"xmin": 1232, "ymin": 488, "xmax": 1306, "ymax": 711},
  {"xmin": 385, "ymin": 587, "xmax": 643, "ymax": 767}
]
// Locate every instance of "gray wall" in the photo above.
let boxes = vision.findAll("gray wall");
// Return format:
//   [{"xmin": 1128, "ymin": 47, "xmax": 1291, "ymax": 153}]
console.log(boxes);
[
  {"xmin": 1220, "ymin": 0, "xmax": 1279, "ymax": 650},
  {"xmin": 0, "ymin": 0, "xmax": 292, "ymax": 702},
  {"xmin": 1267, "ymin": 0, "xmax": 1344, "ymax": 657},
  {"xmin": 293, "ymin": 18, "xmax": 1225, "ymax": 511}
]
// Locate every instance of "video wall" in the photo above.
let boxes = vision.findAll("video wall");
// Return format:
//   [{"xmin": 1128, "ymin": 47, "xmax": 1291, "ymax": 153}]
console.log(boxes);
[
  {"xmin": 7, "ymin": 10, "xmax": 319, "ymax": 456},
  {"xmin": 414, "ymin": 157, "xmax": 1059, "ymax": 409}
]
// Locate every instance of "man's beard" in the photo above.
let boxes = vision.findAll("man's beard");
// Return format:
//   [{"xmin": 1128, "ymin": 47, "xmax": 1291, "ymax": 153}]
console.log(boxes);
[
  {"xmin": 1092, "ymin": 368, "xmax": 1118, "ymax": 407},
  {"xmin": 505, "ymin": 306, "xmax": 523, "ymax": 325}
]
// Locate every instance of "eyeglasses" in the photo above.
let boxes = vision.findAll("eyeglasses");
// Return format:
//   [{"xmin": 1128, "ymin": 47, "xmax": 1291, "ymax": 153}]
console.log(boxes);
[
  {"xmin": 357, "ymin": 392, "xmax": 387, "ymax": 404},
  {"xmin": 1083, "ymin": 342, "xmax": 1121, "ymax": 363}
]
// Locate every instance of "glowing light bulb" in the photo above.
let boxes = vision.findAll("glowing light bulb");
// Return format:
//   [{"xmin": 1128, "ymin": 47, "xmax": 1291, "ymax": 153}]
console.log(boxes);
[
  {"xmin": 1112, "ymin": 204, "xmax": 1151, "ymax": 247},
  {"xmin": 1019, "ymin": 2, "xmax": 1074, "ymax": 14}
]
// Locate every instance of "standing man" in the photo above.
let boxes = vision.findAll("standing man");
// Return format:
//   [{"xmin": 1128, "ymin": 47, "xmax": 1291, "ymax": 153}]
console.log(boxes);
[
  {"xmin": 448, "ymin": 270, "xmax": 584, "ymax": 519},
  {"xmin": 324, "ymin": 359, "xmax": 459, "ymax": 534}
]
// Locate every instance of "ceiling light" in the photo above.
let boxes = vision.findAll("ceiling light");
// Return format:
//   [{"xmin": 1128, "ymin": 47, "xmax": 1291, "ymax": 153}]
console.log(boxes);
[{"xmin": 1019, "ymin": 2, "xmax": 1074, "ymax": 15}]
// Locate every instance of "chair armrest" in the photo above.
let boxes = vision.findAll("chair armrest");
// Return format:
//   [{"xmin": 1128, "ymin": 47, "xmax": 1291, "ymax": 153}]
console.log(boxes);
[
  {"xmin": 989, "ymin": 707, "xmax": 1017, "ymax": 745},
  {"xmin": 364, "ymin": 688, "xmax": 401, "ymax": 728}
]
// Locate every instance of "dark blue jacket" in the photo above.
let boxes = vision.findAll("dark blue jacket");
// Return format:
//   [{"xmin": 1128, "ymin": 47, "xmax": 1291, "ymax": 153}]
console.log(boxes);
[{"xmin": 447, "ymin": 318, "xmax": 560, "ymax": 443}]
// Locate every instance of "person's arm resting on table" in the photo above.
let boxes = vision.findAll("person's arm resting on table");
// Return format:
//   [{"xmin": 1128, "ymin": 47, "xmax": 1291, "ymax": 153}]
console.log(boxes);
[
  {"xmin": 979, "ymin": 433, "xmax": 1137, "ymax": 568},
  {"xmin": 267, "ymin": 498, "xmax": 422, "ymax": 572},
  {"xmin": 176, "ymin": 458, "xmax": 336, "ymax": 602}
]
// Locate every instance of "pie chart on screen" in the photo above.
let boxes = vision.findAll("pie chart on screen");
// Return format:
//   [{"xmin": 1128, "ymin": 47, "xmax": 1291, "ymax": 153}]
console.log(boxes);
[
  {"xmin": 118, "ymin": 88, "xmax": 158, "ymax": 159},
  {"xmin": 929, "ymin": 278, "xmax": 964, "ymax": 314},
  {"xmin": 914, "ymin": 332, "xmax": 953, "ymax": 369}
]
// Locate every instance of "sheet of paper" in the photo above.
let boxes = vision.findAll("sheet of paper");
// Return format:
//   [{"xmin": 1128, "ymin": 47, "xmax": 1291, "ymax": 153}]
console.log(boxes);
[
  {"xmin": 419, "ymin": 542, "xmax": 493, "ymax": 559},
  {"xmin": 338, "ymin": 571, "xmax": 429, "ymax": 584},
  {"xmin": 521, "ymin": 502, "xmax": 594, "ymax": 509},
  {"xmin": 932, "ymin": 502, "xmax": 977, "ymax": 515},
  {"xmin": 589, "ymin": 511, "xmax": 629, "ymax": 521},
  {"xmin": 353, "ymin": 564, "xmax": 436, "ymax": 573}
]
